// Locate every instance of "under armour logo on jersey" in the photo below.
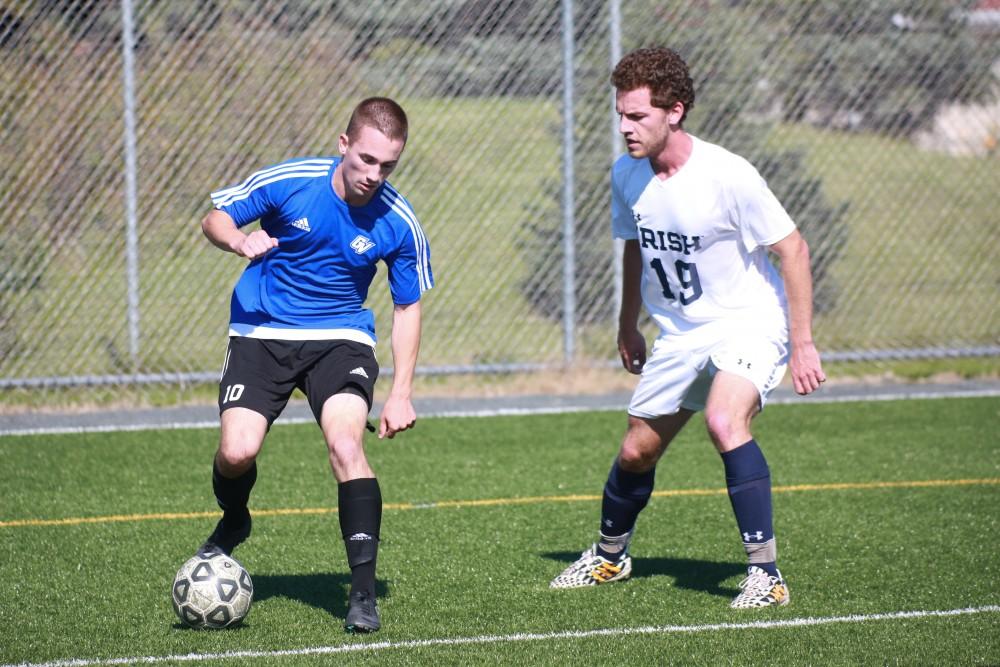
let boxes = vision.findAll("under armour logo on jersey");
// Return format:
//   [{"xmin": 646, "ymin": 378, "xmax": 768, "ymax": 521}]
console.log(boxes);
[
  {"xmin": 350, "ymin": 235, "xmax": 375, "ymax": 254},
  {"xmin": 350, "ymin": 367, "xmax": 369, "ymax": 379},
  {"xmin": 290, "ymin": 217, "xmax": 310, "ymax": 231},
  {"xmin": 743, "ymin": 531, "xmax": 764, "ymax": 542}
]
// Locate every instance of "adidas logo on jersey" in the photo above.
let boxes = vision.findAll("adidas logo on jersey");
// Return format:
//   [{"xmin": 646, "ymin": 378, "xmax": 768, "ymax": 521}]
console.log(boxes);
[
  {"xmin": 350, "ymin": 367, "xmax": 369, "ymax": 379},
  {"xmin": 290, "ymin": 217, "xmax": 310, "ymax": 231},
  {"xmin": 350, "ymin": 235, "xmax": 375, "ymax": 254}
]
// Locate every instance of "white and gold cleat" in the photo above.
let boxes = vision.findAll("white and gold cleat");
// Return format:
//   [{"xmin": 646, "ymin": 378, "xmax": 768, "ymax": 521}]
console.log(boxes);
[
  {"xmin": 731, "ymin": 566, "xmax": 790, "ymax": 608},
  {"xmin": 550, "ymin": 544, "xmax": 632, "ymax": 589}
]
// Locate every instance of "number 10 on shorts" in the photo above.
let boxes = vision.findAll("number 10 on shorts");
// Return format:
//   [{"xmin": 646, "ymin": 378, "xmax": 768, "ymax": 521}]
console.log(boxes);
[{"xmin": 222, "ymin": 384, "xmax": 245, "ymax": 404}]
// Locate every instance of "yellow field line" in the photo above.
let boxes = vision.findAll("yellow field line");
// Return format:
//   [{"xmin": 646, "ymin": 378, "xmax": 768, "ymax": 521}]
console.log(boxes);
[{"xmin": 1, "ymin": 477, "xmax": 997, "ymax": 529}]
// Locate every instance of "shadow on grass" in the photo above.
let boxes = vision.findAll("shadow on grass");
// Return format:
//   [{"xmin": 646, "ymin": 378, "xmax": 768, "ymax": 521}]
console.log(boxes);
[
  {"xmin": 252, "ymin": 573, "xmax": 390, "ymax": 618},
  {"xmin": 170, "ymin": 621, "xmax": 252, "ymax": 632},
  {"xmin": 543, "ymin": 551, "xmax": 744, "ymax": 599},
  {"xmin": 170, "ymin": 574, "xmax": 390, "ymax": 630}
]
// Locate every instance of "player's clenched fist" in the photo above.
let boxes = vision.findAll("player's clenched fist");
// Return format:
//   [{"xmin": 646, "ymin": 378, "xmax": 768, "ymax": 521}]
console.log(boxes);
[{"xmin": 235, "ymin": 230, "xmax": 279, "ymax": 259}]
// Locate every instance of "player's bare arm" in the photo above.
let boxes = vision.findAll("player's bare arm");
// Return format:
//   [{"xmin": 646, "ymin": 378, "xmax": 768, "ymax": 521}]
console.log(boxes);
[
  {"xmin": 379, "ymin": 301, "xmax": 421, "ymax": 439},
  {"xmin": 617, "ymin": 239, "xmax": 647, "ymax": 374},
  {"xmin": 201, "ymin": 209, "xmax": 279, "ymax": 259},
  {"xmin": 769, "ymin": 230, "xmax": 826, "ymax": 395}
]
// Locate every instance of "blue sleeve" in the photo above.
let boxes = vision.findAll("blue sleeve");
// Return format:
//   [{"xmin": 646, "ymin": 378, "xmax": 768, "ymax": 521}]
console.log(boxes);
[
  {"xmin": 610, "ymin": 158, "xmax": 639, "ymax": 240},
  {"xmin": 385, "ymin": 221, "xmax": 434, "ymax": 305},
  {"xmin": 209, "ymin": 160, "xmax": 303, "ymax": 228}
]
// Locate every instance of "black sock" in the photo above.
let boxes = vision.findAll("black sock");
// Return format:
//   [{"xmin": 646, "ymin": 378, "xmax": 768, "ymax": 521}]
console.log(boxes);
[
  {"xmin": 338, "ymin": 477, "xmax": 382, "ymax": 595},
  {"xmin": 213, "ymin": 461, "xmax": 256, "ymax": 527}
]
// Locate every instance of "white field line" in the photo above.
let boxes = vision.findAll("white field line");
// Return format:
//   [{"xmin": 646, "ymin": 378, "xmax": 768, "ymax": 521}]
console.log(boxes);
[
  {"xmin": 0, "ymin": 420, "xmax": 226, "ymax": 437},
  {"xmin": 4, "ymin": 605, "xmax": 998, "ymax": 667},
  {"xmin": 2, "ymin": 386, "xmax": 999, "ymax": 437}
]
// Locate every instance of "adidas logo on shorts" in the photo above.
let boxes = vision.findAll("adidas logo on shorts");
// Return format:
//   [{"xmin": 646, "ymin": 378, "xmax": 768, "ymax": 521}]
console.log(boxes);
[{"xmin": 350, "ymin": 367, "xmax": 369, "ymax": 379}]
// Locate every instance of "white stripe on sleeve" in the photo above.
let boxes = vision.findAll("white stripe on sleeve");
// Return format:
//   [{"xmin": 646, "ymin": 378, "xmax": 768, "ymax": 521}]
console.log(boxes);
[
  {"xmin": 381, "ymin": 187, "xmax": 432, "ymax": 292},
  {"xmin": 211, "ymin": 159, "xmax": 332, "ymax": 207}
]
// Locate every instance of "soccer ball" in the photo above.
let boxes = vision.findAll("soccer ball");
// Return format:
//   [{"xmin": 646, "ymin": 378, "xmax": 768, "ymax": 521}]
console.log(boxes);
[{"xmin": 171, "ymin": 552, "xmax": 253, "ymax": 629}]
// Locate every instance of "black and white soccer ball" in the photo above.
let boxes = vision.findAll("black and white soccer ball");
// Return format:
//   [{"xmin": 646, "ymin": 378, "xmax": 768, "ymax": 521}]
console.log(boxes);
[{"xmin": 171, "ymin": 552, "xmax": 253, "ymax": 629}]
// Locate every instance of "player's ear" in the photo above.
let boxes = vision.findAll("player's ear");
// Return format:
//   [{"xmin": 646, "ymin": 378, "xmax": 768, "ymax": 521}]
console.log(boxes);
[
  {"xmin": 667, "ymin": 101, "xmax": 685, "ymax": 127},
  {"xmin": 338, "ymin": 132, "xmax": 350, "ymax": 155}
]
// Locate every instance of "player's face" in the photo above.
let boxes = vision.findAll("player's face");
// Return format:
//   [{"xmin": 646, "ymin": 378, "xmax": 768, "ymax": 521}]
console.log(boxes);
[
  {"xmin": 335, "ymin": 125, "xmax": 405, "ymax": 206},
  {"xmin": 615, "ymin": 87, "xmax": 680, "ymax": 159}
]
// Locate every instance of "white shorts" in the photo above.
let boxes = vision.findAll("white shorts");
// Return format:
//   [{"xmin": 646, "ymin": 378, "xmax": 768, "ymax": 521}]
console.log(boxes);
[{"xmin": 628, "ymin": 329, "xmax": 788, "ymax": 418}]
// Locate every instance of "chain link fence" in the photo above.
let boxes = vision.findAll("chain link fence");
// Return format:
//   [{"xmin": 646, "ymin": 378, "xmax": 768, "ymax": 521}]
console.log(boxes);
[{"xmin": 1, "ymin": 0, "xmax": 998, "ymax": 408}]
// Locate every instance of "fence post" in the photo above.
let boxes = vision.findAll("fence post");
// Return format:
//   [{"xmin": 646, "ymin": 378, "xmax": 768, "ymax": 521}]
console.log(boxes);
[
  {"xmin": 609, "ymin": 0, "xmax": 624, "ymax": 317},
  {"xmin": 120, "ymin": 0, "xmax": 141, "ymax": 372},
  {"xmin": 561, "ymin": 0, "xmax": 577, "ymax": 364}
]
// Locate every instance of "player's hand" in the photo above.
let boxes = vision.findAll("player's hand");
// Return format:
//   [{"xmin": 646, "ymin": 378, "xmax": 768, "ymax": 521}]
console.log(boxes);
[
  {"xmin": 378, "ymin": 394, "xmax": 416, "ymax": 439},
  {"xmin": 789, "ymin": 340, "xmax": 825, "ymax": 395},
  {"xmin": 234, "ymin": 230, "xmax": 279, "ymax": 259},
  {"xmin": 617, "ymin": 328, "xmax": 647, "ymax": 375}
]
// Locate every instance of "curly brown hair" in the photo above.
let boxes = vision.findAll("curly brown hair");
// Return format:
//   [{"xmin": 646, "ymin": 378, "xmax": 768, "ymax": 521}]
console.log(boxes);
[
  {"xmin": 346, "ymin": 97, "xmax": 408, "ymax": 143},
  {"xmin": 611, "ymin": 47, "xmax": 695, "ymax": 122}
]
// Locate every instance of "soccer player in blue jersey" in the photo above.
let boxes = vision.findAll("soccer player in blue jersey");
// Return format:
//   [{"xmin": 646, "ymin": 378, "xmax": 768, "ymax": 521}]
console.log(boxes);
[
  {"xmin": 197, "ymin": 97, "xmax": 433, "ymax": 633},
  {"xmin": 550, "ymin": 48, "xmax": 825, "ymax": 607}
]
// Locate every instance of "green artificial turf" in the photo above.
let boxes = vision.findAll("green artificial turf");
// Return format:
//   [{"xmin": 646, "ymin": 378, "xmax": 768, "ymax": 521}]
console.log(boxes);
[{"xmin": 0, "ymin": 396, "xmax": 997, "ymax": 665}]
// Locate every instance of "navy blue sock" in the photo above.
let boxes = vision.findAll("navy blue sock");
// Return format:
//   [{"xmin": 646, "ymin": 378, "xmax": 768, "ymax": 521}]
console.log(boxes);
[
  {"xmin": 721, "ymin": 440, "xmax": 778, "ymax": 577},
  {"xmin": 597, "ymin": 461, "xmax": 655, "ymax": 559}
]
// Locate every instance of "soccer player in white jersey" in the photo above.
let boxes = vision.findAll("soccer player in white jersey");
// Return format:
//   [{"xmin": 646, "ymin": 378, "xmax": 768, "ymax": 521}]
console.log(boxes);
[
  {"xmin": 550, "ymin": 48, "xmax": 825, "ymax": 608},
  {"xmin": 197, "ymin": 97, "xmax": 433, "ymax": 633}
]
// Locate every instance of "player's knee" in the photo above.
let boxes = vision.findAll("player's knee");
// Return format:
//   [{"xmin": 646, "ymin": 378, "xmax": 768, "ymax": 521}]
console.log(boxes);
[
  {"xmin": 215, "ymin": 445, "xmax": 256, "ymax": 473},
  {"xmin": 217, "ymin": 414, "xmax": 266, "ymax": 471},
  {"xmin": 704, "ymin": 409, "xmax": 751, "ymax": 450},
  {"xmin": 217, "ymin": 433, "xmax": 262, "ymax": 471},
  {"xmin": 618, "ymin": 420, "xmax": 666, "ymax": 471},
  {"xmin": 618, "ymin": 440, "xmax": 658, "ymax": 472},
  {"xmin": 704, "ymin": 409, "xmax": 735, "ymax": 444},
  {"xmin": 328, "ymin": 435, "xmax": 364, "ymax": 464},
  {"xmin": 328, "ymin": 432, "xmax": 362, "ymax": 451}
]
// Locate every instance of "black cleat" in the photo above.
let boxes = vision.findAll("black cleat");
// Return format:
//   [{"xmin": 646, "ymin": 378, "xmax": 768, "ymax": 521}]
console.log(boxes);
[
  {"xmin": 197, "ymin": 511, "xmax": 251, "ymax": 557},
  {"xmin": 344, "ymin": 590, "xmax": 380, "ymax": 633}
]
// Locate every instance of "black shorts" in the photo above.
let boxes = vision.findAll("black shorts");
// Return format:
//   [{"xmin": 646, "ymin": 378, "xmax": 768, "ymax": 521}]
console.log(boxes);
[{"xmin": 218, "ymin": 337, "xmax": 379, "ymax": 425}]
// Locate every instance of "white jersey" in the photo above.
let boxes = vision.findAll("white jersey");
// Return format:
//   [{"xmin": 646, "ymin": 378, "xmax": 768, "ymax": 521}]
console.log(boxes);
[{"xmin": 611, "ymin": 135, "xmax": 794, "ymax": 339}]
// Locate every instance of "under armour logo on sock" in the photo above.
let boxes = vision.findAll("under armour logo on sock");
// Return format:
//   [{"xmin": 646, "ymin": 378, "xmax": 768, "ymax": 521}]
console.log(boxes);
[{"xmin": 743, "ymin": 531, "xmax": 764, "ymax": 542}]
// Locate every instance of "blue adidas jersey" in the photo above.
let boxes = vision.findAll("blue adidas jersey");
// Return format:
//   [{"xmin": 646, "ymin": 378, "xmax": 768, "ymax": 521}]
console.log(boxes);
[{"xmin": 210, "ymin": 157, "xmax": 433, "ymax": 345}]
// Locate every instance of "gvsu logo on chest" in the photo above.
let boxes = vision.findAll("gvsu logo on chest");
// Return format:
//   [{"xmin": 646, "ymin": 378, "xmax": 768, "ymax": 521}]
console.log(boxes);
[{"xmin": 350, "ymin": 235, "xmax": 376, "ymax": 254}]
